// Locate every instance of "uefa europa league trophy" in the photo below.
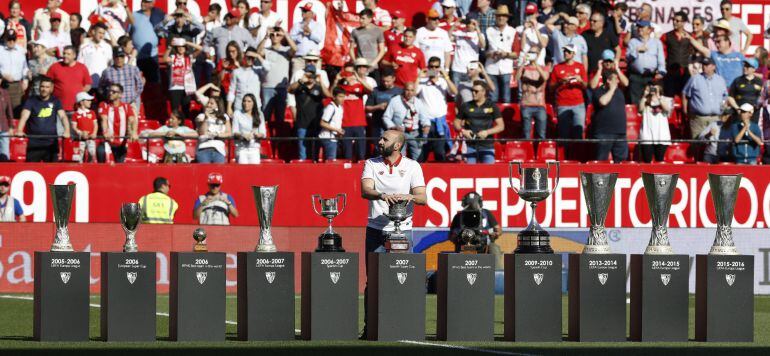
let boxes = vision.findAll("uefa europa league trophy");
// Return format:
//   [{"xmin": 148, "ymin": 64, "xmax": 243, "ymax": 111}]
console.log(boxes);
[
  {"xmin": 253, "ymin": 186, "xmax": 278, "ymax": 252},
  {"xmin": 508, "ymin": 161, "xmax": 560, "ymax": 253},
  {"xmin": 642, "ymin": 173, "xmax": 678, "ymax": 255},
  {"xmin": 120, "ymin": 203, "xmax": 142, "ymax": 252},
  {"xmin": 50, "ymin": 184, "xmax": 76, "ymax": 252},
  {"xmin": 383, "ymin": 200, "xmax": 411, "ymax": 253},
  {"xmin": 580, "ymin": 172, "xmax": 618, "ymax": 254},
  {"xmin": 312, "ymin": 194, "xmax": 346, "ymax": 252},
  {"xmin": 193, "ymin": 228, "xmax": 208, "ymax": 252},
  {"xmin": 708, "ymin": 173, "xmax": 741, "ymax": 255}
]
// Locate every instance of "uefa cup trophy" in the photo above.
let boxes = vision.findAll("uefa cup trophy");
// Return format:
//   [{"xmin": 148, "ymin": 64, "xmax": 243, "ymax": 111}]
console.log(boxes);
[
  {"xmin": 312, "ymin": 194, "xmax": 346, "ymax": 252},
  {"xmin": 50, "ymin": 184, "xmax": 76, "ymax": 252},
  {"xmin": 120, "ymin": 203, "xmax": 142, "ymax": 253},
  {"xmin": 253, "ymin": 186, "xmax": 278, "ymax": 252},
  {"xmin": 193, "ymin": 228, "xmax": 208, "ymax": 252},
  {"xmin": 708, "ymin": 173, "xmax": 741, "ymax": 255},
  {"xmin": 508, "ymin": 161, "xmax": 560, "ymax": 253},
  {"xmin": 383, "ymin": 200, "xmax": 412, "ymax": 253},
  {"xmin": 580, "ymin": 172, "xmax": 618, "ymax": 254},
  {"xmin": 642, "ymin": 173, "xmax": 678, "ymax": 255}
]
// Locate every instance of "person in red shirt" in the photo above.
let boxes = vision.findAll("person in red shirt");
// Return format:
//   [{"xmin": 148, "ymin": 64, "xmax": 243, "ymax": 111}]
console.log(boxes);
[
  {"xmin": 381, "ymin": 28, "xmax": 425, "ymax": 87},
  {"xmin": 46, "ymin": 45, "xmax": 92, "ymax": 113},
  {"xmin": 548, "ymin": 44, "xmax": 587, "ymax": 158},
  {"xmin": 71, "ymin": 92, "xmax": 98, "ymax": 162},
  {"xmin": 333, "ymin": 60, "xmax": 373, "ymax": 161},
  {"xmin": 383, "ymin": 10, "xmax": 406, "ymax": 55},
  {"xmin": 97, "ymin": 83, "xmax": 138, "ymax": 163}
]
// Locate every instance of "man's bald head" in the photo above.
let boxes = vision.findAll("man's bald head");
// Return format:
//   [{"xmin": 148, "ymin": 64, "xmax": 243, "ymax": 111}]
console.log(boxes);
[{"xmin": 380, "ymin": 129, "xmax": 405, "ymax": 155}]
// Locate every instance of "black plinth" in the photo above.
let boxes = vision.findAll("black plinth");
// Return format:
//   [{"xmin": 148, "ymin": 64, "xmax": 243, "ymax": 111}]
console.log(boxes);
[
  {"xmin": 437, "ymin": 253, "xmax": 495, "ymax": 341},
  {"xmin": 100, "ymin": 252, "xmax": 156, "ymax": 341},
  {"xmin": 169, "ymin": 252, "xmax": 226, "ymax": 341},
  {"xmin": 568, "ymin": 253, "xmax": 626, "ymax": 342},
  {"xmin": 237, "ymin": 252, "xmax": 295, "ymax": 341},
  {"xmin": 301, "ymin": 252, "xmax": 358, "ymax": 340},
  {"xmin": 33, "ymin": 252, "xmax": 91, "ymax": 341},
  {"xmin": 316, "ymin": 232, "xmax": 345, "ymax": 252},
  {"xmin": 504, "ymin": 254, "xmax": 562, "ymax": 342},
  {"xmin": 630, "ymin": 254, "xmax": 689, "ymax": 342},
  {"xmin": 366, "ymin": 253, "xmax": 426, "ymax": 341},
  {"xmin": 696, "ymin": 254, "xmax": 754, "ymax": 342},
  {"xmin": 514, "ymin": 229, "xmax": 554, "ymax": 254}
]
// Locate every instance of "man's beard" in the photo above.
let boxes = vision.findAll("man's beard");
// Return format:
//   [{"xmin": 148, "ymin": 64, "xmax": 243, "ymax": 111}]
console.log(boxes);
[{"xmin": 381, "ymin": 143, "xmax": 397, "ymax": 157}]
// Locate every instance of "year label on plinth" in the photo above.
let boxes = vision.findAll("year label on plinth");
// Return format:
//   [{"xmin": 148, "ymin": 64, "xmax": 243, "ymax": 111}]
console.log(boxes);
[
  {"xmin": 696, "ymin": 254, "xmax": 754, "ymax": 342},
  {"xmin": 169, "ymin": 252, "xmax": 226, "ymax": 341},
  {"xmin": 34, "ymin": 252, "xmax": 91, "ymax": 341},
  {"xmin": 437, "ymin": 253, "xmax": 494, "ymax": 341},
  {"xmin": 237, "ymin": 252, "xmax": 295, "ymax": 341},
  {"xmin": 101, "ymin": 252, "xmax": 156, "ymax": 341},
  {"xmin": 568, "ymin": 253, "xmax": 626, "ymax": 342},
  {"xmin": 301, "ymin": 252, "xmax": 359, "ymax": 340},
  {"xmin": 630, "ymin": 254, "xmax": 689, "ymax": 342},
  {"xmin": 503, "ymin": 254, "xmax": 562, "ymax": 342},
  {"xmin": 366, "ymin": 253, "xmax": 426, "ymax": 341}
]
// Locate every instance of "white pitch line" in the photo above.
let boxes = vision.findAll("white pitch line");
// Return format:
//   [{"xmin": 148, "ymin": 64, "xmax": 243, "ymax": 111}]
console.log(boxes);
[{"xmin": 398, "ymin": 340, "xmax": 542, "ymax": 356}]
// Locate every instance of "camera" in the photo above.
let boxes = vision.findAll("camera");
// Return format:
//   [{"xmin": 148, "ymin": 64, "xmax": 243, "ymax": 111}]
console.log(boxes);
[
  {"xmin": 456, "ymin": 192, "xmax": 490, "ymax": 253},
  {"xmin": 649, "ymin": 86, "xmax": 658, "ymax": 95}
]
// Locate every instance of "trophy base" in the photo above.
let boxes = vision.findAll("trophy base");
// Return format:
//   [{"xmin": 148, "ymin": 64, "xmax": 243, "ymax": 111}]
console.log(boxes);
[
  {"xmin": 315, "ymin": 233, "xmax": 345, "ymax": 253},
  {"xmin": 193, "ymin": 243, "xmax": 208, "ymax": 253},
  {"xmin": 384, "ymin": 239, "xmax": 410, "ymax": 253},
  {"xmin": 514, "ymin": 230, "xmax": 553, "ymax": 254},
  {"xmin": 644, "ymin": 245, "xmax": 674, "ymax": 255},
  {"xmin": 582, "ymin": 245, "xmax": 611, "ymax": 254},
  {"xmin": 460, "ymin": 245, "xmax": 481, "ymax": 254},
  {"xmin": 255, "ymin": 244, "xmax": 277, "ymax": 253},
  {"xmin": 50, "ymin": 243, "xmax": 74, "ymax": 252},
  {"xmin": 708, "ymin": 246, "xmax": 739, "ymax": 255},
  {"xmin": 123, "ymin": 245, "xmax": 138, "ymax": 253}
]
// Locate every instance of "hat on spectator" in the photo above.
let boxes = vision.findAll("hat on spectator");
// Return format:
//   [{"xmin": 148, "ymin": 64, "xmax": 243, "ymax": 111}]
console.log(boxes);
[
  {"xmin": 50, "ymin": 12, "xmax": 62, "ymax": 20},
  {"xmin": 0, "ymin": 176, "xmax": 10, "ymax": 184},
  {"xmin": 427, "ymin": 9, "xmax": 440, "ymax": 19},
  {"xmin": 208, "ymin": 173, "xmax": 224, "ymax": 184},
  {"xmin": 566, "ymin": 16, "xmax": 579, "ymax": 26},
  {"xmin": 495, "ymin": 5, "xmax": 511, "ymax": 17},
  {"xmin": 562, "ymin": 44, "xmax": 577, "ymax": 53},
  {"xmin": 171, "ymin": 37, "xmax": 187, "ymax": 47},
  {"xmin": 113, "ymin": 46, "xmax": 126, "ymax": 57},
  {"xmin": 76, "ymin": 92, "xmax": 94, "ymax": 103},
  {"xmin": 713, "ymin": 19, "xmax": 732, "ymax": 33},
  {"xmin": 637, "ymin": 20, "xmax": 651, "ymax": 27},
  {"xmin": 744, "ymin": 58, "xmax": 759, "ymax": 69},
  {"xmin": 354, "ymin": 58, "xmax": 369, "ymax": 67},
  {"xmin": 739, "ymin": 103, "xmax": 755, "ymax": 114},
  {"xmin": 304, "ymin": 49, "xmax": 320, "ymax": 60},
  {"xmin": 304, "ymin": 64, "xmax": 317, "ymax": 73},
  {"xmin": 601, "ymin": 49, "xmax": 615, "ymax": 61},
  {"xmin": 467, "ymin": 62, "xmax": 479, "ymax": 70},
  {"xmin": 525, "ymin": 3, "xmax": 538, "ymax": 15},
  {"xmin": 301, "ymin": 2, "xmax": 313, "ymax": 12},
  {"xmin": 391, "ymin": 9, "xmax": 405, "ymax": 18},
  {"xmin": 442, "ymin": 0, "xmax": 457, "ymax": 8},
  {"xmin": 228, "ymin": 7, "xmax": 241, "ymax": 18},
  {"xmin": 701, "ymin": 56, "xmax": 715, "ymax": 65}
]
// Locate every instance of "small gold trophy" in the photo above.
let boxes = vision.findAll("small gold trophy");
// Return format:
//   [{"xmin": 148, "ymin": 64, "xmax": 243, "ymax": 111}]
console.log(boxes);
[{"xmin": 193, "ymin": 228, "xmax": 208, "ymax": 252}]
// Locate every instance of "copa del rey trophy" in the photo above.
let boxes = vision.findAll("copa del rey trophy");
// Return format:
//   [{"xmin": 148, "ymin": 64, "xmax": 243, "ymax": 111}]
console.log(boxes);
[
  {"xmin": 121, "ymin": 203, "xmax": 142, "ymax": 252},
  {"xmin": 641, "ymin": 173, "xmax": 678, "ymax": 255},
  {"xmin": 253, "ymin": 186, "xmax": 278, "ymax": 252},
  {"xmin": 508, "ymin": 161, "xmax": 560, "ymax": 253},
  {"xmin": 580, "ymin": 172, "xmax": 618, "ymax": 254},
  {"xmin": 50, "ymin": 184, "xmax": 76, "ymax": 252},
  {"xmin": 312, "ymin": 194, "xmax": 346, "ymax": 252},
  {"xmin": 708, "ymin": 173, "xmax": 740, "ymax": 255},
  {"xmin": 383, "ymin": 200, "xmax": 411, "ymax": 253}
]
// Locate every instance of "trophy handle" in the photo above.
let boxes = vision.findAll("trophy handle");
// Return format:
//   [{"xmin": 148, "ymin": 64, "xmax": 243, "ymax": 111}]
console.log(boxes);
[
  {"xmin": 336, "ymin": 193, "xmax": 347, "ymax": 216},
  {"xmin": 548, "ymin": 161, "xmax": 561, "ymax": 196},
  {"xmin": 508, "ymin": 161, "xmax": 523, "ymax": 194},
  {"xmin": 311, "ymin": 194, "xmax": 322, "ymax": 216}
]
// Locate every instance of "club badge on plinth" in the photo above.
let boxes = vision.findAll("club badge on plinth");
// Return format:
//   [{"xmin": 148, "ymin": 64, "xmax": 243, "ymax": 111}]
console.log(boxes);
[
  {"xmin": 120, "ymin": 203, "xmax": 142, "ymax": 252},
  {"xmin": 50, "ymin": 184, "xmax": 76, "ymax": 252},
  {"xmin": 580, "ymin": 172, "xmax": 618, "ymax": 254},
  {"xmin": 193, "ymin": 228, "xmax": 208, "ymax": 252},
  {"xmin": 708, "ymin": 173, "xmax": 741, "ymax": 255},
  {"xmin": 642, "ymin": 173, "xmax": 678, "ymax": 255},
  {"xmin": 384, "ymin": 200, "xmax": 412, "ymax": 253},
  {"xmin": 312, "ymin": 194, "xmax": 346, "ymax": 252},
  {"xmin": 508, "ymin": 161, "xmax": 560, "ymax": 253},
  {"xmin": 253, "ymin": 186, "xmax": 278, "ymax": 252}
]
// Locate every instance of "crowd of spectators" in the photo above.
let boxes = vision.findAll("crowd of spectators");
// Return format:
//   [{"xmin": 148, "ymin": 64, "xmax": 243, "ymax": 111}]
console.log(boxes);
[{"xmin": 0, "ymin": 0, "xmax": 768, "ymax": 165}]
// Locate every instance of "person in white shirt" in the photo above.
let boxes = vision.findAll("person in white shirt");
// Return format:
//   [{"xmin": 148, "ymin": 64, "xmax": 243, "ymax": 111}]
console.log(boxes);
[
  {"xmin": 32, "ymin": 0, "xmax": 71, "ymax": 40},
  {"xmin": 37, "ymin": 13, "xmax": 71, "ymax": 57},
  {"xmin": 514, "ymin": 4, "xmax": 548, "ymax": 67},
  {"xmin": 231, "ymin": 93, "xmax": 267, "ymax": 164},
  {"xmin": 485, "ymin": 5, "xmax": 516, "ymax": 103},
  {"xmin": 249, "ymin": 0, "xmax": 285, "ymax": 47},
  {"xmin": 416, "ymin": 60, "xmax": 456, "ymax": 162},
  {"xmin": 450, "ymin": 18, "xmax": 485, "ymax": 85},
  {"xmin": 78, "ymin": 23, "xmax": 114, "ymax": 87},
  {"xmin": 93, "ymin": 0, "xmax": 133, "ymax": 45},
  {"xmin": 319, "ymin": 87, "xmax": 346, "ymax": 161},
  {"xmin": 416, "ymin": 9, "xmax": 452, "ymax": 70},
  {"xmin": 363, "ymin": 0, "xmax": 392, "ymax": 30}
]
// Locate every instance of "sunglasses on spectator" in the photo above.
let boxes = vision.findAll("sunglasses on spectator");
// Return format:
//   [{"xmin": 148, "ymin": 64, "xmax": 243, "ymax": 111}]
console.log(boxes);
[
  {"xmin": 270, "ymin": 33, "xmax": 283, "ymax": 36},
  {"xmin": 471, "ymin": 89, "xmax": 484, "ymax": 93},
  {"xmin": 429, "ymin": 65, "xmax": 440, "ymax": 69},
  {"xmin": 721, "ymin": 6, "xmax": 731, "ymax": 11},
  {"xmin": 176, "ymin": 2, "xmax": 186, "ymax": 5},
  {"xmin": 110, "ymin": 90, "xmax": 122, "ymax": 94},
  {"xmin": 245, "ymin": 55, "xmax": 258, "ymax": 60}
]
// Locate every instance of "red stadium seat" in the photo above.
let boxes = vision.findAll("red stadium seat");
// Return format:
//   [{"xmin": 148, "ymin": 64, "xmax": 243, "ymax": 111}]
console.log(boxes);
[
  {"xmin": 9, "ymin": 137, "xmax": 27, "ymax": 162},
  {"xmin": 137, "ymin": 120, "xmax": 160, "ymax": 133},
  {"xmin": 145, "ymin": 138, "xmax": 165, "ymax": 163},
  {"xmin": 502, "ymin": 141, "xmax": 534, "ymax": 162},
  {"xmin": 289, "ymin": 159, "xmax": 314, "ymax": 164},
  {"xmin": 626, "ymin": 120, "xmax": 641, "ymax": 160},
  {"xmin": 536, "ymin": 140, "xmax": 563, "ymax": 161},
  {"xmin": 259, "ymin": 158, "xmax": 283, "ymax": 163},
  {"xmin": 124, "ymin": 141, "xmax": 146, "ymax": 163},
  {"xmin": 498, "ymin": 104, "xmax": 520, "ymax": 138},
  {"xmin": 183, "ymin": 120, "xmax": 195, "ymax": 129},
  {"xmin": 184, "ymin": 140, "xmax": 197, "ymax": 161},
  {"xmin": 587, "ymin": 160, "xmax": 612, "ymax": 164},
  {"xmin": 664, "ymin": 143, "xmax": 694, "ymax": 163},
  {"xmin": 625, "ymin": 104, "xmax": 640, "ymax": 124}
]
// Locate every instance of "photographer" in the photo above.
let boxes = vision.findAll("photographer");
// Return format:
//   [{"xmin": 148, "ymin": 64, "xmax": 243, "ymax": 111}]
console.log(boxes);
[
  {"xmin": 448, "ymin": 192, "xmax": 503, "ymax": 268},
  {"xmin": 639, "ymin": 82, "xmax": 672, "ymax": 162}
]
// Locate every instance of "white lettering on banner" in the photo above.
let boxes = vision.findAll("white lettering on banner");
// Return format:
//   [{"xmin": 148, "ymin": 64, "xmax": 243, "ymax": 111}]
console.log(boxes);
[
  {"xmin": 475, "ymin": 178, "xmax": 499, "ymax": 212},
  {"xmin": 699, "ymin": 180, "xmax": 716, "ymax": 227},
  {"xmin": 628, "ymin": 178, "xmax": 650, "ymax": 227},
  {"xmin": 736, "ymin": 179, "xmax": 758, "ymax": 228},
  {"xmin": 740, "ymin": 4, "xmax": 764, "ymax": 53},
  {"xmin": 613, "ymin": 178, "xmax": 632, "ymax": 228},
  {"xmin": 624, "ymin": 0, "xmax": 720, "ymax": 33},
  {"xmin": 156, "ymin": 252, "xmax": 169, "ymax": 286},
  {"xmin": 54, "ymin": 171, "xmax": 90, "ymax": 223},
  {"xmin": 763, "ymin": 184, "xmax": 770, "ymax": 229},
  {"xmin": 449, "ymin": 178, "xmax": 473, "ymax": 222},
  {"xmin": 6, "ymin": 251, "xmax": 32, "ymax": 285},
  {"xmin": 425, "ymin": 178, "xmax": 448, "ymax": 227},
  {"xmin": 10, "ymin": 171, "xmax": 90, "ymax": 223},
  {"xmin": 500, "ymin": 178, "xmax": 525, "ymax": 228},
  {"xmin": 555, "ymin": 178, "xmax": 578, "ymax": 228},
  {"xmin": 226, "ymin": 253, "xmax": 237, "ymax": 287},
  {"xmin": 670, "ymin": 179, "xmax": 688, "ymax": 228}
]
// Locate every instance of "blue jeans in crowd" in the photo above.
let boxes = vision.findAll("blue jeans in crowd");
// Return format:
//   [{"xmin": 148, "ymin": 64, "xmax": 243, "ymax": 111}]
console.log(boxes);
[
  {"xmin": 262, "ymin": 87, "xmax": 287, "ymax": 122},
  {"xmin": 342, "ymin": 126, "xmax": 367, "ymax": 161},
  {"xmin": 593, "ymin": 133, "xmax": 628, "ymax": 163},
  {"xmin": 297, "ymin": 127, "xmax": 316, "ymax": 160},
  {"xmin": 464, "ymin": 145, "xmax": 496, "ymax": 164},
  {"xmin": 556, "ymin": 104, "xmax": 586, "ymax": 139},
  {"xmin": 489, "ymin": 74, "xmax": 511, "ymax": 103},
  {"xmin": 196, "ymin": 147, "xmax": 225, "ymax": 163},
  {"xmin": 520, "ymin": 106, "xmax": 547, "ymax": 139},
  {"xmin": 0, "ymin": 131, "xmax": 9, "ymax": 161},
  {"xmin": 321, "ymin": 139, "xmax": 338, "ymax": 161},
  {"xmin": 451, "ymin": 71, "xmax": 469, "ymax": 88},
  {"xmin": 403, "ymin": 130, "xmax": 423, "ymax": 160}
]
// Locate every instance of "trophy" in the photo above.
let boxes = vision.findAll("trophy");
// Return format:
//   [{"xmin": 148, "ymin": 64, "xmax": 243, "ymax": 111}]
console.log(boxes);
[
  {"xmin": 708, "ymin": 173, "xmax": 741, "ymax": 255},
  {"xmin": 383, "ymin": 200, "xmax": 411, "ymax": 253},
  {"xmin": 120, "ymin": 203, "xmax": 142, "ymax": 253},
  {"xmin": 508, "ymin": 161, "xmax": 560, "ymax": 253},
  {"xmin": 253, "ymin": 186, "xmax": 278, "ymax": 252},
  {"xmin": 193, "ymin": 228, "xmax": 208, "ymax": 252},
  {"xmin": 642, "ymin": 173, "xmax": 678, "ymax": 255},
  {"xmin": 312, "ymin": 194, "xmax": 346, "ymax": 252},
  {"xmin": 580, "ymin": 172, "xmax": 618, "ymax": 254},
  {"xmin": 50, "ymin": 184, "xmax": 76, "ymax": 252}
]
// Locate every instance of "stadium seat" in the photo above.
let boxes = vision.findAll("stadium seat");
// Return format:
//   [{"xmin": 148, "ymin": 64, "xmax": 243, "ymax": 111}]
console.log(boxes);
[
  {"xmin": 502, "ymin": 141, "xmax": 534, "ymax": 162},
  {"xmin": 9, "ymin": 137, "xmax": 27, "ymax": 162},
  {"xmin": 499, "ymin": 104, "xmax": 520, "ymax": 138},
  {"xmin": 259, "ymin": 158, "xmax": 283, "ymax": 163},
  {"xmin": 625, "ymin": 104, "xmax": 640, "ymax": 124},
  {"xmin": 536, "ymin": 140, "xmax": 563, "ymax": 161},
  {"xmin": 124, "ymin": 141, "xmax": 146, "ymax": 163},
  {"xmin": 145, "ymin": 138, "xmax": 165, "ymax": 163},
  {"xmin": 587, "ymin": 160, "xmax": 612, "ymax": 164},
  {"xmin": 184, "ymin": 140, "xmax": 198, "ymax": 161},
  {"xmin": 626, "ymin": 120, "xmax": 641, "ymax": 160},
  {"xmin": 137, "ymin": 120, "xmax": 160, "ymax": 133},
  {"xmin": 664, "ymin": 143, "xmax": 694, "ymax": 163},
  {"xmin": 289, "ymin": 159, "xmax": 314, "ymax": 164},
  {"xmin": 183, "ymin": 120, "xmax": 195, "ymax": 129}
]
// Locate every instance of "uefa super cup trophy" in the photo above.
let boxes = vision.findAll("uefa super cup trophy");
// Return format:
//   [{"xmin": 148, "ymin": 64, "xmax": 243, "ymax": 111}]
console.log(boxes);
[
  {"xmin": 642, "ymin": 173, "xmax": 678, "ymax": 255},
  {"xmin": 508, "ymin": 161, "xmax": 560, "ymax": 253},
  {"xmin": 312, "ymin": 194, "xmax": 346, "ymax": 252},
  {"xmin": 253, "ymin": 185, "xmax": 278, "ymax": 252},
  {"xmin": 50, "ymin": 184, "xmax": 76, "ymax": 252},
  {"xmin": 708, "ymin": 173, "xmax": 741, "ymax": 255},
  {"xmin": 120, "ymin": 203, "xmax": 142, "ymax": 252},
  {"xmin": 580, "ymin": 172, "xmax": 618, "ymax": 254},
  {"xmin": 193, "ymin": 228, "xmax": 208, "ymax": 252},
  {"xmin": 383, "ymin": 200, "xmax": 411, "ymax": 253}
]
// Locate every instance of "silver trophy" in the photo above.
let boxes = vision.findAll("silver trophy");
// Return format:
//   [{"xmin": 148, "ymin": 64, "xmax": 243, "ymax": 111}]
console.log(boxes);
[
  {"xmin": 708, "ymin": 173, "xmax": 741, "ymax": 255},
  {"xmin": 642, "ymin": 173, "xmax": 678, "ymax": 255},
  {"xmin": 580, "ymin": 172, "xmax": 618, "ymax": 254},
  {"xmin": 508, "ymin": 161, "xmax": 560, "ymax": 253},
  {"xmin": 120, "ymin": 203, "xmax": 142, "ymax": 252},
  {"xmin": 50, "ymin": 184, "xmax": 76, "ymax": 252},
  {"xmin": 312, "ymin": 194, "xmax": 346, "ymax": 252},
  {"xmin": 383, "ymin": 200, "xmax": 412, "ymax": 253},
  {"xmin": 253, "ymin": 186, "xmax": 278, "ymax": 252}
]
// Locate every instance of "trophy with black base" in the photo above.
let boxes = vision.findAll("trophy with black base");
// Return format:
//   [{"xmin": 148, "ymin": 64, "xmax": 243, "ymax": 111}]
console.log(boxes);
[
  {"xmin": 383, "ymin": 200, "xmax": 411, "ymax": 253},
  {"xmin": 312, "ymin": 194, "xmax": 346, "ymax": 252}
]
